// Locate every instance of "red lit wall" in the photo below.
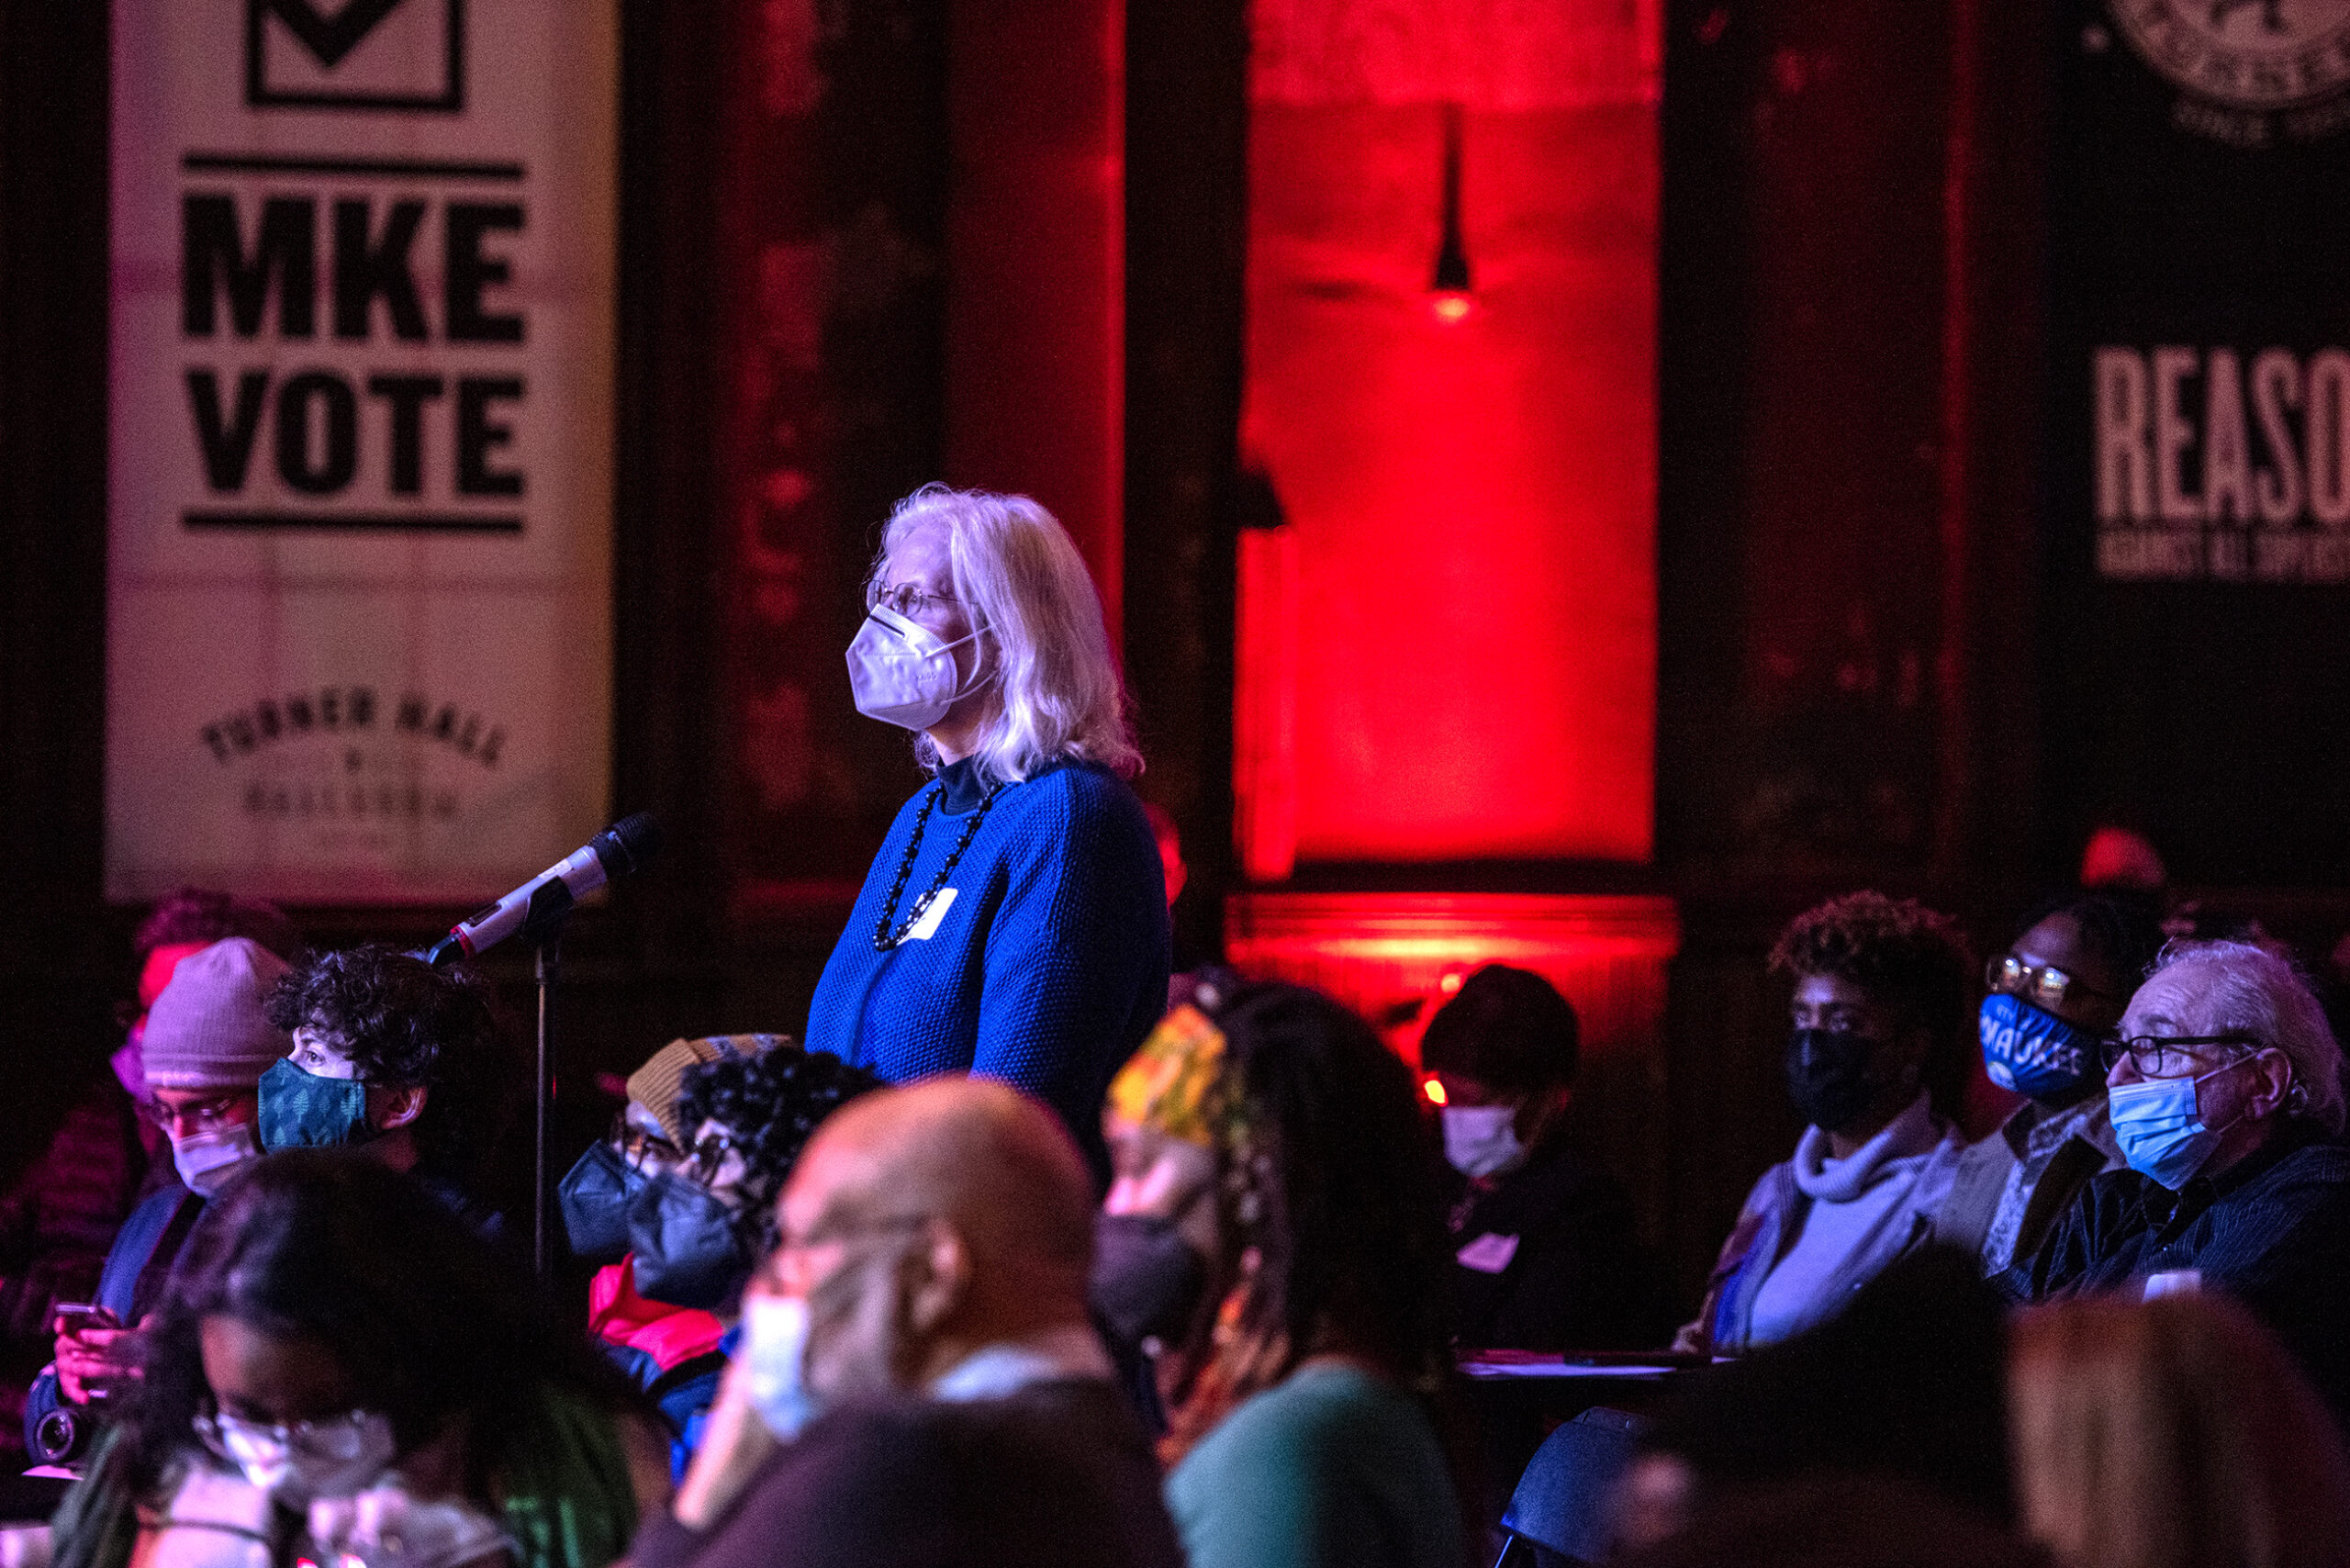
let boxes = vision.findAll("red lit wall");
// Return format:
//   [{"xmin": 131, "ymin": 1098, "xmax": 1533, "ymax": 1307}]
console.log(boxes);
[{"xmin": 1235, "ymin": 8, "xmax": 1661, "ymax": 872}]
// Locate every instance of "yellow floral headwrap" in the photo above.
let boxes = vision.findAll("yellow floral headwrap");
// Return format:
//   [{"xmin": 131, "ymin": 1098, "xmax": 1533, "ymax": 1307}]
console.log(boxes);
[{"xmin": 1105, "ymin": 1003, "xmax": 1231, "ymax": 1151}]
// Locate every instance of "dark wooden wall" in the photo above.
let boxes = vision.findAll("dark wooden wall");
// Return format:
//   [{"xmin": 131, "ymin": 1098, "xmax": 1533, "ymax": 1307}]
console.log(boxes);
[{"xmin": 0, "ymin": 0, "xmax": 123, "ymax": 1197}]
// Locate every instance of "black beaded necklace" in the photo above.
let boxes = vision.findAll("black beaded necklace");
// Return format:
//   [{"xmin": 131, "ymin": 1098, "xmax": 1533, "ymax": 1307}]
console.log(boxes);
[{"xmin": 871, "ymin": 779, "xmax": 1002, "ymax": 950}]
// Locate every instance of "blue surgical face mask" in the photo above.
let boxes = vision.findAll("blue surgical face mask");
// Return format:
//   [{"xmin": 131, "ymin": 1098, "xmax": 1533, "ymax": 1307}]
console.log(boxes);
[
  {"xmin": 257, "ymin": 1058, "xmax": 374, "ymax": 1151},
  {"xmin": 742, "ymin": 1294, "xmax": 820, "ymax": 1439},
  {"xmin": 2109, "ymin": 1063, "xmax": 2247, "ymax": 1190},
  {"xmin": 1978, "ymin": 993, "xmax": 2102, "ymax": 1107}
]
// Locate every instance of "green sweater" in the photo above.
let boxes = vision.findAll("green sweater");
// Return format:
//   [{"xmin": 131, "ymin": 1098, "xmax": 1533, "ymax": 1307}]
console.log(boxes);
[{"xmin": 1165, "ymin": 1363, "xmax": 1460, "ymax": 1568}]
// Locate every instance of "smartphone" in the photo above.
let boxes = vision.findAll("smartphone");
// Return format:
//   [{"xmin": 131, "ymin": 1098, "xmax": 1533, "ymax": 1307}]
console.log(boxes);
[{"xmin": 53, "ymin": 1302, "xmax": 118, "ymax": 1337}]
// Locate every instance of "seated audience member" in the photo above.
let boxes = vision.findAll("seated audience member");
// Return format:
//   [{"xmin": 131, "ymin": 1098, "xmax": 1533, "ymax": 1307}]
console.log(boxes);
[
  {"xmin": 634, "ymin": 1077, "xmax": 1185, "ymax": 1568},
  {"xmin": 2, "ymin": 895, "xmax": 297, "ymax": 1460},
  {"xmin": 115, "ymin": 889, "xmax": 303, "ymax": 1127},
  {"xmin": 1678, "ymin": 892, "xmax": 1972, "ymax": 1354},
  {"xmin": 1420, "ymin": 963, "xmax": 1664, "ymax": 1350},
  {"xmin": 23, "ymin": 938, "xmax": 290, "ymax": 1465},
  {"xmin": 1942, "ymin": 895, "xmax": 2165, "ymax": 1273},
  {"xmin": 48, "ymin": 1151, "xmax": 664, "ymax": 1568},
  {"xmin": 1623, "ymin": 1248, "xmax": 2016, "ymax": 1559},
  {"xmin": 560, "ymin": 1036, "xmax": 877, "ymax": 1475},
  {"xmin": 1091, "ymin": 1000, "xmax": 1230, "ymax": 1432},
  {"xmin": 1999, "ymin": 939, "xmax": 2350, "ymax": 1429},
  {"xmin": 259, "ymin": 944, "xmax": 516, "ymax": 1229},
  {"xmin": 2008, "ymin": 1292, "xmax": 2350, "ymax": 1568},
  {"xmin": 1158, "ymin": 984, "xmax": 1472, "ymax": 1568}
]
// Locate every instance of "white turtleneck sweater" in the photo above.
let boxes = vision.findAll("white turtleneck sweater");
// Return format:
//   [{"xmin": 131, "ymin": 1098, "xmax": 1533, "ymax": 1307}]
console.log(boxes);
[{"xmin": 1744, "ymin": 1092, "xmax": 1944, "ymax": 1346}]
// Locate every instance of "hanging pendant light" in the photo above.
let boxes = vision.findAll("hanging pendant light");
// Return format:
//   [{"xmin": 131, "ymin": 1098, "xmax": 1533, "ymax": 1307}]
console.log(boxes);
[{"xmin": 1429, "ymin": 100, "xmax": 1475, "ymax": 323}]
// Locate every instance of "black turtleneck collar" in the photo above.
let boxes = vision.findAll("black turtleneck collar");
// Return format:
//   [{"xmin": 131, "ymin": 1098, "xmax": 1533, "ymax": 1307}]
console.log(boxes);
[{"xmin": 937, "ymin": 756, "xmax": 988, "ymax": 814}]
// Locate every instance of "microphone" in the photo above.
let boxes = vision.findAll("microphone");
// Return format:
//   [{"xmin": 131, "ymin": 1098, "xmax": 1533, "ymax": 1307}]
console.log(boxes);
[{"xmin": 422, "ymin": 814, "xmax": 662, "ymax": 966}]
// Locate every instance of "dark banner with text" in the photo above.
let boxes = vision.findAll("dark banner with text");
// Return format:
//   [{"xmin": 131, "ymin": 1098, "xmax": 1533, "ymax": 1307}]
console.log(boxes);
[
  {"xmin": 106, "ymin": 0, "xmax": 616, "ymax": 902},
  {"xmin": 2048, "ymin": 0, "xmax": 2350, "ymax": 881}
]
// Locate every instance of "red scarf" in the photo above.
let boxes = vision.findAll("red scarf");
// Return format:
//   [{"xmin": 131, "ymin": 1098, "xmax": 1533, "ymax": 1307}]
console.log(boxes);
[{"xmin": 587, "ymin": 1256, "xmax": 725, "ymax": 1370}]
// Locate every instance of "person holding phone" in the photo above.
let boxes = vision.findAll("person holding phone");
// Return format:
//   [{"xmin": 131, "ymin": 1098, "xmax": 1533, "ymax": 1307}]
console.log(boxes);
[{"xmin": 23, "ymin": 939, "xmax": 291, "ymax": 1464}]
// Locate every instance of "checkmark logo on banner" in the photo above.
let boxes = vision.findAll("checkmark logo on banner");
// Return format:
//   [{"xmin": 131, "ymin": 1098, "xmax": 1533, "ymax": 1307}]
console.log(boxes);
[
  {"xmin": 258, "ymin": 0, "xmax": 413, "ymax": 70},
  {"xmin": 246, "ymin": 0, "xmax": 464, "ymax": 113}
]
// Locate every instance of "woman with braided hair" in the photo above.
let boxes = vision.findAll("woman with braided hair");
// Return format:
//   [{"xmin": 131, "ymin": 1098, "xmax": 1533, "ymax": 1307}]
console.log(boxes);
[{"xmin": 1157, "ymin": 982, "xmax": 1476, "ymax": 1568}]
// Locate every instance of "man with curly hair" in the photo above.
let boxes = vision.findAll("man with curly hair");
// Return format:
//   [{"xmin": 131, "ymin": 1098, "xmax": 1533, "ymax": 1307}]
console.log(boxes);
[
  {"xmin": 258, "ymin": 944, "xmax": 516, "ymax": 1231},
  {"xmin": 1676, "ymin": 891, "xmax": 1973, "ymax": 1355}
]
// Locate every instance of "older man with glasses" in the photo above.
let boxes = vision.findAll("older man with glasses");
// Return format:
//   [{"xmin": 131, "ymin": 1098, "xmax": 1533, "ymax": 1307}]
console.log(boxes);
[{"xmin": 1998, "ymin": 938, "xmax": 2350, "ymax": 1431}]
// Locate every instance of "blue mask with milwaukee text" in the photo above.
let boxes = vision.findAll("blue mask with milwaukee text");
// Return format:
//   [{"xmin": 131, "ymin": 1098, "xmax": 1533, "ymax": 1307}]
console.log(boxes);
[
  {"xmin": 257, "ymin": 1058, "xmax": 374, "ymax": 1150},
  {"xmin": 1978, "ymin": 993, "xmax": 2100, "ymax": 1107},
  {"xmin": 2109, "ymin": 1065, "xmax": 2245, "ymax": 1191}
]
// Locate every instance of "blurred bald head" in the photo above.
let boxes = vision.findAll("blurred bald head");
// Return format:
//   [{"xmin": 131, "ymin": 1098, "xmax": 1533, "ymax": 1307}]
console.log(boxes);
[{"xmin": 779, "ymin": 1076, "xmax": 1098, "ymax": 1375}]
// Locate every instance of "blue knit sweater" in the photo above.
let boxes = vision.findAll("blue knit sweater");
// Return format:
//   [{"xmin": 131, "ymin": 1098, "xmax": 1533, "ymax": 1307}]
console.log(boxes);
[{"xmin": 804, "ymin": 757, "xmax": 1170, "ymax": 1182}]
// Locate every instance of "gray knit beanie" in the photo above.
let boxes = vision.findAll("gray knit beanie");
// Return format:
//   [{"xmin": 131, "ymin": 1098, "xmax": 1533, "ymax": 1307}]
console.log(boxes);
[{"xmin": 141, "ymin": 936, "xmax": 294, "ymax": 1092}]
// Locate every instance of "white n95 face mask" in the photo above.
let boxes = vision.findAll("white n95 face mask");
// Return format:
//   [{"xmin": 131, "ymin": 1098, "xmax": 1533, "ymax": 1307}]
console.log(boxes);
[
  {"xmin": 742, "ymin": 1294, "xmax": 820, "ymax": 1440},
  {"xmin": 172, "ymin": 1123, "xmax": 262, "ymax": 1196},
  {"xmin": 1440, "ymin": 1104, "xmax": 1529, "ymax": 1180},
  {"xmin": 845, "ymin": 604, "xmax": 983, "ymax": 731}
]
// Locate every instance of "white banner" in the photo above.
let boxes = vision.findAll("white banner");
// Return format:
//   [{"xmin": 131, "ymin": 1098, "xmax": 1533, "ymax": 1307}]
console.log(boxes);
[{"xmin": 106, "ymin": 0, "xmax": 617, "ymax": 903}]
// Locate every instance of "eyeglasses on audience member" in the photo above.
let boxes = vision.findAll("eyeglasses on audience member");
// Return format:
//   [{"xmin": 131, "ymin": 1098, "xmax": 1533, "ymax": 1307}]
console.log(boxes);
[
  {"xmin": 1986, "ymin": 954, "xmax": 2121, "ymax": 1014},
  {"xmin": 867, "ymin": 580, "xmax": 968, "ymax": 621},
  {"xmin": 610, "ymin": 1109, "xmax": 683, "ymax": 1173},
  {"xmin": 140, "ymin": 1093, "xmax": 247, "ymax": 1137},
  {"xmin": 2098, "ymin": 1033, "xmax": 2266, "ymax": 1078}
]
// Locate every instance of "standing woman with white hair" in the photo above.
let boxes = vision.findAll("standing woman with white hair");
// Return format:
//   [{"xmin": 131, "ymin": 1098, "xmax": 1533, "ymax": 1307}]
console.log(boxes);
[{"xmin": 802, "ymin": 486, "xmax": 1169, "ymax": 1185}]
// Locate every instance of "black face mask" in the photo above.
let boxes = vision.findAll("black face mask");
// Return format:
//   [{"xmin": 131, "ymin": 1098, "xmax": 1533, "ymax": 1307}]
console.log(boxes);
[
  {"xmin": 1784, "ymin": 1027, "xmax": 1883, "ymax": 1134},
  {"xmin": 1089, "ymin": 1213, "xmax": 1207, "ymax": 1353},
  {"xmin": 627, "ymin": 1171, "xmax": 752, "ymax": 1311},
  {"xmin": 557, "ymin": 1141, "xmax": 646, "ymax": 1265}
]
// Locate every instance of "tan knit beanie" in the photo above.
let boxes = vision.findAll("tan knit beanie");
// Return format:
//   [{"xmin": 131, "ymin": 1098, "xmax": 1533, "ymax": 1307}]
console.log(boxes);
[
  {"xmin": 625, "ymin": 1037, "xmax": 729, "ymax": 1146},
  {"xmin": 142, "ymin": 936, "xmax": 294, "ymax": 1092}
]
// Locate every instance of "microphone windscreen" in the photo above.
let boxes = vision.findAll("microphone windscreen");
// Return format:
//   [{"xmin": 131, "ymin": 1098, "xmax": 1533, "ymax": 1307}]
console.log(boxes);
[{"xmin": 596, "ymin": 812, "xmax": 663, "ymax": 878}]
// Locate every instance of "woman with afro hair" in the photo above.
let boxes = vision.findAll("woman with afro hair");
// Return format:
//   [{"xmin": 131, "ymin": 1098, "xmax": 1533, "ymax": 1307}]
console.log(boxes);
[{"xmin": 1675, "ymin": 891, "xmax": 1975, "ymax": 1355}]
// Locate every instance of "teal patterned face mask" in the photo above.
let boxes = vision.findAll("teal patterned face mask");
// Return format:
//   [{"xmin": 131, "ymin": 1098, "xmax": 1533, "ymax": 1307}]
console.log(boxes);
[{"xmin": 258, "ymin": 1058, "xmax": 374, "ymax": 1150}]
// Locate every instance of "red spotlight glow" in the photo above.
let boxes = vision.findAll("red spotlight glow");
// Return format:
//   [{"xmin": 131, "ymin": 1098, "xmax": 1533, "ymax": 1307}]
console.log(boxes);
[
  {"xmin": 1422, "ymin": 1076, "xmax": 1449, "ymax": 1105},
  {"xmin": 1428, "ymin": 290, "xmax": 1476, "ymax": 325}
]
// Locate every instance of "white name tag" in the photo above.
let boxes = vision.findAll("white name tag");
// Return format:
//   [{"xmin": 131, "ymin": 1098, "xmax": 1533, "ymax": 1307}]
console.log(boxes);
[
  {"xmin": 904, "ymin": 886, "xmax": 958, "ymax": 942},
  {"xmin": 1456, "ymin": 1232, "xmax": 1520, "ymax": 1274}
]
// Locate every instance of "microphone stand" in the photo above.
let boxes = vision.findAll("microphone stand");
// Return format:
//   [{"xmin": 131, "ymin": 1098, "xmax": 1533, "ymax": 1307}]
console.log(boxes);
[{"xmin": 520, "ymin": 877, "xmax": 576, "ymax": 1279}]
